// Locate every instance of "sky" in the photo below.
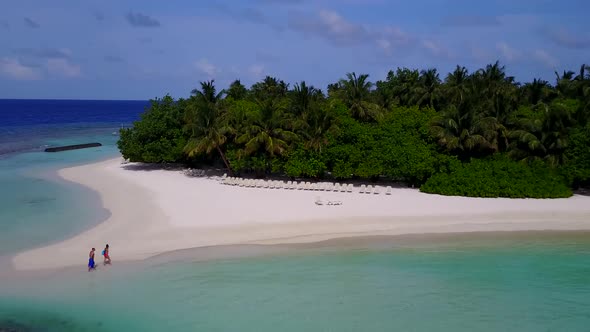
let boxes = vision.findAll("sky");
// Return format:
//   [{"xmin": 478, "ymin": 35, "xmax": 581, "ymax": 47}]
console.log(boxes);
[{"xmin": 0, "ymin": 0, "xmax": 589, "ymax": 100}]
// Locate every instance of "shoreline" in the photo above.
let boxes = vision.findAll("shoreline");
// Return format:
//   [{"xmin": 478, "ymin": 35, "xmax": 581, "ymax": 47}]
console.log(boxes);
[{"xmin": 11, "ymin": 157, "xmax": 590, "ymax": 271}]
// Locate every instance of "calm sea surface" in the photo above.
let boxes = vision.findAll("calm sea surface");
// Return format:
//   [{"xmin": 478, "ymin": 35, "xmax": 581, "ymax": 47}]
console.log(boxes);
[{"xmin": 1, "ymin": 99, "xmax": 589, "ymax": 331}]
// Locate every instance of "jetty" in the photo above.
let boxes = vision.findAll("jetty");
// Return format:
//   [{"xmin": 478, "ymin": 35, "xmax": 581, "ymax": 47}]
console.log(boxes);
[{"xmin": 44, "ymin": 143, "xmax": 102, "ymax": 152}]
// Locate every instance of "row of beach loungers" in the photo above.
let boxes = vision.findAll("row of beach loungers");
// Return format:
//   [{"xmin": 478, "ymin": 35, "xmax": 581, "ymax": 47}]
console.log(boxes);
[{"xmin": 220, "ymin": 176, "xmax": 393, "ymax": 195}]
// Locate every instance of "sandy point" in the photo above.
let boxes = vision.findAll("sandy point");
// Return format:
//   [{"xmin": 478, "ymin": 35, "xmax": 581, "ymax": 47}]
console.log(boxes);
[{"xmin": 12, "ymin": 157, "xmax": 590, "ymax": 271}]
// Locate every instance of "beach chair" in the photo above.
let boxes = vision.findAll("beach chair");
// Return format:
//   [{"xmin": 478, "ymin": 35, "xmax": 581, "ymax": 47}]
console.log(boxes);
[
  {"xmin": 366, "ymin": 185, "xmax": 373, "ymax": 194},
  {"xmin": 222, "ymin": 173, "xmax": 227, "ymax": 179},
  {"xmin": 263, "ymin": 180, "xmax": 270, "ymax": 188},
  {"xmin": 385, "ymin": 186, "xmax": 392, "ymax": 195},
  {"xmin": 315, "ymin": 196, "xmax": 324, "ymax": 205},
  {"xmin": 347, "ymin": 184, "xmax": 353, "ymax": 193},
  {"xmin": 332, "ymin": 183, "xmax": 338, "ymax": 192},
  {"xmin": 340, "ymin": 184, "xmax": 347, "ymax": 192},
  {"xmin": 359, "ymin": 184, "xmax": 366, "ymax": 194},
  {"xmin": 304, "ymin": 182, "xmax": 310, "ymax": 190},
  {"xmin": 286, "ymin": 181, "xmax": 292, "ymax": 189},
  {"xmin": 373, "ymin": 186, "xmax": 380, "ymax": 195}
]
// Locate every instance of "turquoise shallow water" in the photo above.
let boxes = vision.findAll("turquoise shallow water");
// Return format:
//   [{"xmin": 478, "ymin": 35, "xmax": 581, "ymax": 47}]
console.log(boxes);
[
  {"xmin": 0, "ymin": 127, "xmax": 120, "ymax": 256},
  {"xmin": 2, "ymin": 233, "xmax": 590, "ymax": 331}
]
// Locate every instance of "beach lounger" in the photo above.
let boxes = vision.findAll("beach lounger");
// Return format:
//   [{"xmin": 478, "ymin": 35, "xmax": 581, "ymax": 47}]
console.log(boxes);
[
  {"xmin": 365, "ymin": 185, "xmax": 372, "ymax": 194},
  {"xmin": 340, "ymin": 184, "xmax": 347, "ymax": 192},
  {"xmin": 347, "ymin": 184, "xmax": 353, "ymax": 193},
  {"xmin": 386, "ymin": 186, "xmax": 392, "ymax": 195},
  {"xmin": 359, "ymin": 184, "xmax": 366, "ymax": 194},
  {"xmin": 263, "ymin": 181, "xmax": 269, "ymax": 188},
  {"xmin": 373, "ymin": 186, "xmax": 380, "ymax": 194}
]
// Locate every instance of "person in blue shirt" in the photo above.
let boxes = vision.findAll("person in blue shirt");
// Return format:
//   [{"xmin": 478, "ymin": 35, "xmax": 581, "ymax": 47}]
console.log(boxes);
[{"xmin": 88, "ymin": 248, "xmax": 96, "ymax": 271}]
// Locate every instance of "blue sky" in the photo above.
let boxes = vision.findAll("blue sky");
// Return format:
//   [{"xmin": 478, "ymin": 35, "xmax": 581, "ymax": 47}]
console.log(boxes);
[{"xmin": 0, "ymin": 0, "xmax": 589, "ymax": 100}]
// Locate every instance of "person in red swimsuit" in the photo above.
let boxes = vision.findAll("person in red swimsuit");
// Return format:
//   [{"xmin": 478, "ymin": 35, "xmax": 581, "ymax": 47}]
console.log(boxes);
[{"xmin": 102, "ymin": 244, "xmax": 111, "ymax": 265}]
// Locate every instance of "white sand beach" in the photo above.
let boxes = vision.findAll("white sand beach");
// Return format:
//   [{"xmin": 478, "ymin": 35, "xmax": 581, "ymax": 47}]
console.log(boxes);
[{"xmin": 12, "ymin": 157, "xmax": 590, "ymax": 270}]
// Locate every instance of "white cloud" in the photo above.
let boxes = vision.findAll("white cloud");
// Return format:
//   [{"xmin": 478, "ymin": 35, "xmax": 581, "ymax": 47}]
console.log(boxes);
[
  {"xmin": 248, "ymin": 64, "xmax": 265, "ymax": 78},
  {"xmin": 46, "ymin": 58, "xmax": 81, "ymax": 78},
  {"xmin": 290, "ymin": 9, "xmax": 415, "ymax": 57},
  {"xmin": 0, "ymin": 57, "xmax": 41, "ymax": 80},
  {"xmin": 376, "ymin": 38, "xmax": 392, "ymax": 53},
  {"xmin": 195, "ymin": 58, "xmax": 218, "ymax": 78},
  {"xmin": 532, "ymin": 49, "xmax": 558, "ymax": 68},
  {"xmin": 496, "ymin": 42, "xmax": 521, "ymax": 62},
  {"xmin": 422, "ymin": 39, "xmax": 453, "ymax": 59}
]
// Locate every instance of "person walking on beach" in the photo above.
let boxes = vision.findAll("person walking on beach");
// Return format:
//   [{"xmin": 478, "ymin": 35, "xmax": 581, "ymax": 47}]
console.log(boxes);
[
  {"xmin": 102, "ymin": 244, "xmax": 111, "ymax": 265},
  {"xmin": 88, "ymin": 248, "xmax": 96, "ymax": 271}
]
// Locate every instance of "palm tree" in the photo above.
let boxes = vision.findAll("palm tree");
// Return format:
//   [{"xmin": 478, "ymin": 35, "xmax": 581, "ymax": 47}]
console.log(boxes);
[
  {"xmin": 226, "ymin": 79, "xmax": 248, "ymax": 100},
  {"xmin": 509, "ymin": 102, "xmax": 573, "ymax": 167},
  {"xmin": 184, "ymin": 80, "xmax": 232, "ymax": 174},
  {"xmin": 521, "ymin": 78, "xmax": 551, "ymax": 105},
  {"xmin": 290, "ymin": 81, "xmax": 323, "ymax": 117},
  {"xmin": 389, "ymin": 68, "xmax": 421, "ymax": 107},
  {"xmin": 250, "ymin": 76, "xmax": 289, "ymax": 101},
  {"xmin": 338, "ymin": 72, "xmax": 382, "ymax": 121},
  {"xmin": 414, "ymin": 68, "xmax": 441, "ymax": 108},
  {"xmin": 236, "ymin": 97, "xmax": 298, "ymax": 160},
  {"xmin": 555, "ymin": 70, "xmax": 576, "ymax": 98},
  {"xmin": 430, "ymin": 104, "xmax": 501, "ymax": 159},
  {"xmin": 443, "ymin": 65, "xmax": 469, "ymax": 108}
]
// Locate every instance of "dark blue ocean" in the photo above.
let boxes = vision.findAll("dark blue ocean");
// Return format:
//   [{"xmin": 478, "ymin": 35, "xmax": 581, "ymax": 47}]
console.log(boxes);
[{"xmin": 0, "ymin": 99, "xmax": 147, "ymax": 156}]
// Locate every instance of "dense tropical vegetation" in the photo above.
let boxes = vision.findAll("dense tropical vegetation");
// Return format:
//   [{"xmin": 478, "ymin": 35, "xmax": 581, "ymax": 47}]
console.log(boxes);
[{"xmin": 118, "ymin": 62, "xmax": 590, "ymax": 198}]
